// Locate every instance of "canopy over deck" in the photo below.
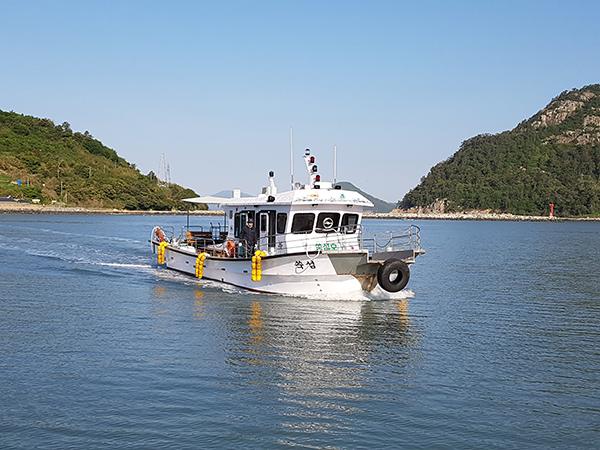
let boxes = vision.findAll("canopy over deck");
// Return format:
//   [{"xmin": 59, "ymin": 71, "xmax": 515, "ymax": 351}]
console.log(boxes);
[{"xmin": 182, "ymin": 196, "xmax": 234, "ymax": 204}]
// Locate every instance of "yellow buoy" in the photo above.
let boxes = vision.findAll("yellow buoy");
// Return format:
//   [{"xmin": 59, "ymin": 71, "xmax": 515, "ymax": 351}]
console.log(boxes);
[
  {"xmin": 252, "ymin": 252, "xmax": 263, "ymax": 282},
  {"xmin": 157, "ymin": 241, "xmax": 169, "ymax": 264},
  {"xmin": 195, "ymin": 253, "xmax": 208, "ymax": 278}
]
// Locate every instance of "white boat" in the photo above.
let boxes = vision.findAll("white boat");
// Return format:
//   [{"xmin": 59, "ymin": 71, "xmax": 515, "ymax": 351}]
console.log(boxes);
[{"xmin": 150, "ymin": 149, "xmax": 424, "ymax": 295}]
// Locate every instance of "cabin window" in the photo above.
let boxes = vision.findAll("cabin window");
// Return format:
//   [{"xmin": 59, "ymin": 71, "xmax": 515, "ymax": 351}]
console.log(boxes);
[
  {"xmin": 341, "ymin": 213, "xmax": 359, "ymax": 234},
  {"xmin": 234, "ymin": 213, "xmax": 240, "ymax": 237},
  {"xmin": 260, "ymin": 214, "xmax": 267, "ymax": 232},
  {"xmin": 258, "ymin": 210, "xmax": 277, "ymax": 248},
  {"xmin": 316, "ymin": 212, "xmax": 340, "ymax": 233},
  {"xmin": 277, "ymin": 213, "xmax": 287, "ymax": 234},
  {"xmin": 291, "ymin": 213, "xmax": 315, "ymax": 234}
]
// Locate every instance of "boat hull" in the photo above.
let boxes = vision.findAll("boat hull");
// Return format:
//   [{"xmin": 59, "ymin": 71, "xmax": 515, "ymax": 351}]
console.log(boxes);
[{"xmin": 153, "ymin": 242, "xmax": 367, "ymax": 295}]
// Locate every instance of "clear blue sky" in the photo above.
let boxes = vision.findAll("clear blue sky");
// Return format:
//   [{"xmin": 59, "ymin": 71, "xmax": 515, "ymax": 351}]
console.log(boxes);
[{"xmin": 2, "ymin": 1, "xmax": 599, "ymax": 202}]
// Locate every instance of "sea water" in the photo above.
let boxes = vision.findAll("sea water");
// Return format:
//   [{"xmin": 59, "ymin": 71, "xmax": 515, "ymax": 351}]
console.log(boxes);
[{"xmin": 0, "ymin": 214, "xmax": 599, "ymax": 449}]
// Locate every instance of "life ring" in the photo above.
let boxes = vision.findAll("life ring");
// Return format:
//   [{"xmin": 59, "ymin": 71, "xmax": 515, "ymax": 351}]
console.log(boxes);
[
  {"xmin": 377, "ymin": 259, "xmax": 410, "ymax": 292},
  {"xmin": 156, "ymin": 228, "xmax": 165, "ymax": 242},
  {"xmin": 225, "ymin": 241, "xmax": 235, "ymax": 258}
]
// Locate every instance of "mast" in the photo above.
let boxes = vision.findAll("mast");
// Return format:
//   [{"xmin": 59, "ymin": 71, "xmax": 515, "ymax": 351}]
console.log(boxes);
[
  {"xmin": 334, "ymin": 145, "xmax": 337, "ymax": 186},
  {"xmin": 303, "ymin": 148, "xmax": 319, "ymax": 187},
  {"xmin": 290, "ymin": 126, "xmax": 294, "ymax": 189}
]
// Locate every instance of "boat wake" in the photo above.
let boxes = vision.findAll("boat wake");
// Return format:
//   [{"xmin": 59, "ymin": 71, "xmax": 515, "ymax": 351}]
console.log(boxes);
[
  {"xmin": 24, "ymin": 248, "xmax": 151, "ymax": 270},
  {"xmin": 0, "ymin": 238, "xmax": 153, "ymax": 276},
  {"xmin": 0, "ymin": 222, "xmax": 136, "ymax": 243}
]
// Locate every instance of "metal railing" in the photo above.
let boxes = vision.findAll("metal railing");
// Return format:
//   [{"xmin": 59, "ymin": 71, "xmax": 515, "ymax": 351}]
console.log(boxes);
[
  {"xmin": 177, "ymin": 224, "xmax": 229, "ymax": 256},
  {"xmin": 360, "ymin": 225, "xmax": 421, "ymax": 256},
  {"xmin": 154, "ymin": 223, "xmax": 421, "ymax": 260},
  {"xmin": 151, "ymin": 226, "xmax": 174, "ymax": 243}
]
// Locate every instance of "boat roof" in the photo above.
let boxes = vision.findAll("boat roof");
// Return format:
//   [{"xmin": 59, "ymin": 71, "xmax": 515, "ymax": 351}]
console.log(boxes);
[
  {"xmin": 184, "ymin": 187, "xmax": 374, "ymax": 208},
  {"xmin": 184, "ymin": 195, "xmax": 231, "ymax": 204}
]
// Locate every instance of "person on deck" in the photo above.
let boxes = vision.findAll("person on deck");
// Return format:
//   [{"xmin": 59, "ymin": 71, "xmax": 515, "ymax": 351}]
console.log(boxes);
[{"xmin": 240, "ymin": 219, "xmax": 257, "ymax": 256}]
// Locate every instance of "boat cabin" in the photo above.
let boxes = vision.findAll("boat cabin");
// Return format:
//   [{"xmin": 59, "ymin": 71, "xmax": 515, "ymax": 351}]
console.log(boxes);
[
  {"xmin": 183, "ymin": 150, "xmax": 374, "ymax": 259},
  {"xmin": 221, "ymin": 186, "xmax": 371, "ymax": 258}
]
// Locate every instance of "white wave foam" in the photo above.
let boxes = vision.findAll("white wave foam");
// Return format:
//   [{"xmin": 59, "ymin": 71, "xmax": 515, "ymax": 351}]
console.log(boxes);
[
  {"xmin": 152, "ymin": 269, "xmax": 250, "ymax": 293},
  {"xmin": 92, "ymin": 262, "xmax": 153, "ymax": 269},
  {"xmin": 284, "ymin": 286, "xmax": 415, "ymax": 302}
]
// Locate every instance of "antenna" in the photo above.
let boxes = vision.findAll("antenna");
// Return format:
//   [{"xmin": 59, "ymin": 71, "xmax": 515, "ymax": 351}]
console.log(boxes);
[
  {"xmin": 334, "ymin": 145, "xmax": 337, "ymax": 186},
  {"xmin": 290, "ymin": 126, "xmax": 294, "ymax": 189},
  {"xmin": 158, "ymin": 150, "xmax": 171, "ymax": 187}
]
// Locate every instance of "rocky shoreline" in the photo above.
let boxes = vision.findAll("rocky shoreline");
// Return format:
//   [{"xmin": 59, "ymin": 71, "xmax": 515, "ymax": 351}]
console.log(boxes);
[
  {"xmin": 363, "ymin": 212, "xmax": 600, "ymax": 221},
  {"xmin": 0, "ymin": 203, "xmax": 225, "ymax": 216},
  {"xmin": 1, "ymin": 203, "xmax": 598, "ymax": 221}
]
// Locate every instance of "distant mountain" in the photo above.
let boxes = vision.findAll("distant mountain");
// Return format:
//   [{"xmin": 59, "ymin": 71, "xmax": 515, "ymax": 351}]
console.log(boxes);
[
  {"xmin": 0, "ymin": 109, "xmax": 205, "ymax": 210},
  {"xmin": 398, "ymin": 84, "xmax": 600, "ymax": 217},
  {"xmin": 336, "ymin": 181, "xmax": 396, "ymax": 213}
]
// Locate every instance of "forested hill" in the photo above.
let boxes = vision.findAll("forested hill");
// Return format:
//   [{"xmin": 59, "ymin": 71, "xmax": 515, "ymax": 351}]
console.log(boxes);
[
  {"xmin": 398, "ymin": 84, "xmax": 600, "ymax": 217},
  {"xmin": 0, "ymin": 109, "xmax": 206, "ymax": 210}
]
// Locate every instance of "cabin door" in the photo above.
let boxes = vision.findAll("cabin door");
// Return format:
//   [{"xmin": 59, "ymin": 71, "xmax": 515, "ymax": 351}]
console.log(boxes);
[{"xmin": 258, "ymin": 211, "xmax": 276, "ymax": 252}]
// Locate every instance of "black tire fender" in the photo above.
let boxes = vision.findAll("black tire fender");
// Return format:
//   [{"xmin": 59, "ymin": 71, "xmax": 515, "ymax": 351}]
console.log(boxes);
[{"xmin": 377, "ymin": 258, "xmax": 410, "ymax": 292}]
